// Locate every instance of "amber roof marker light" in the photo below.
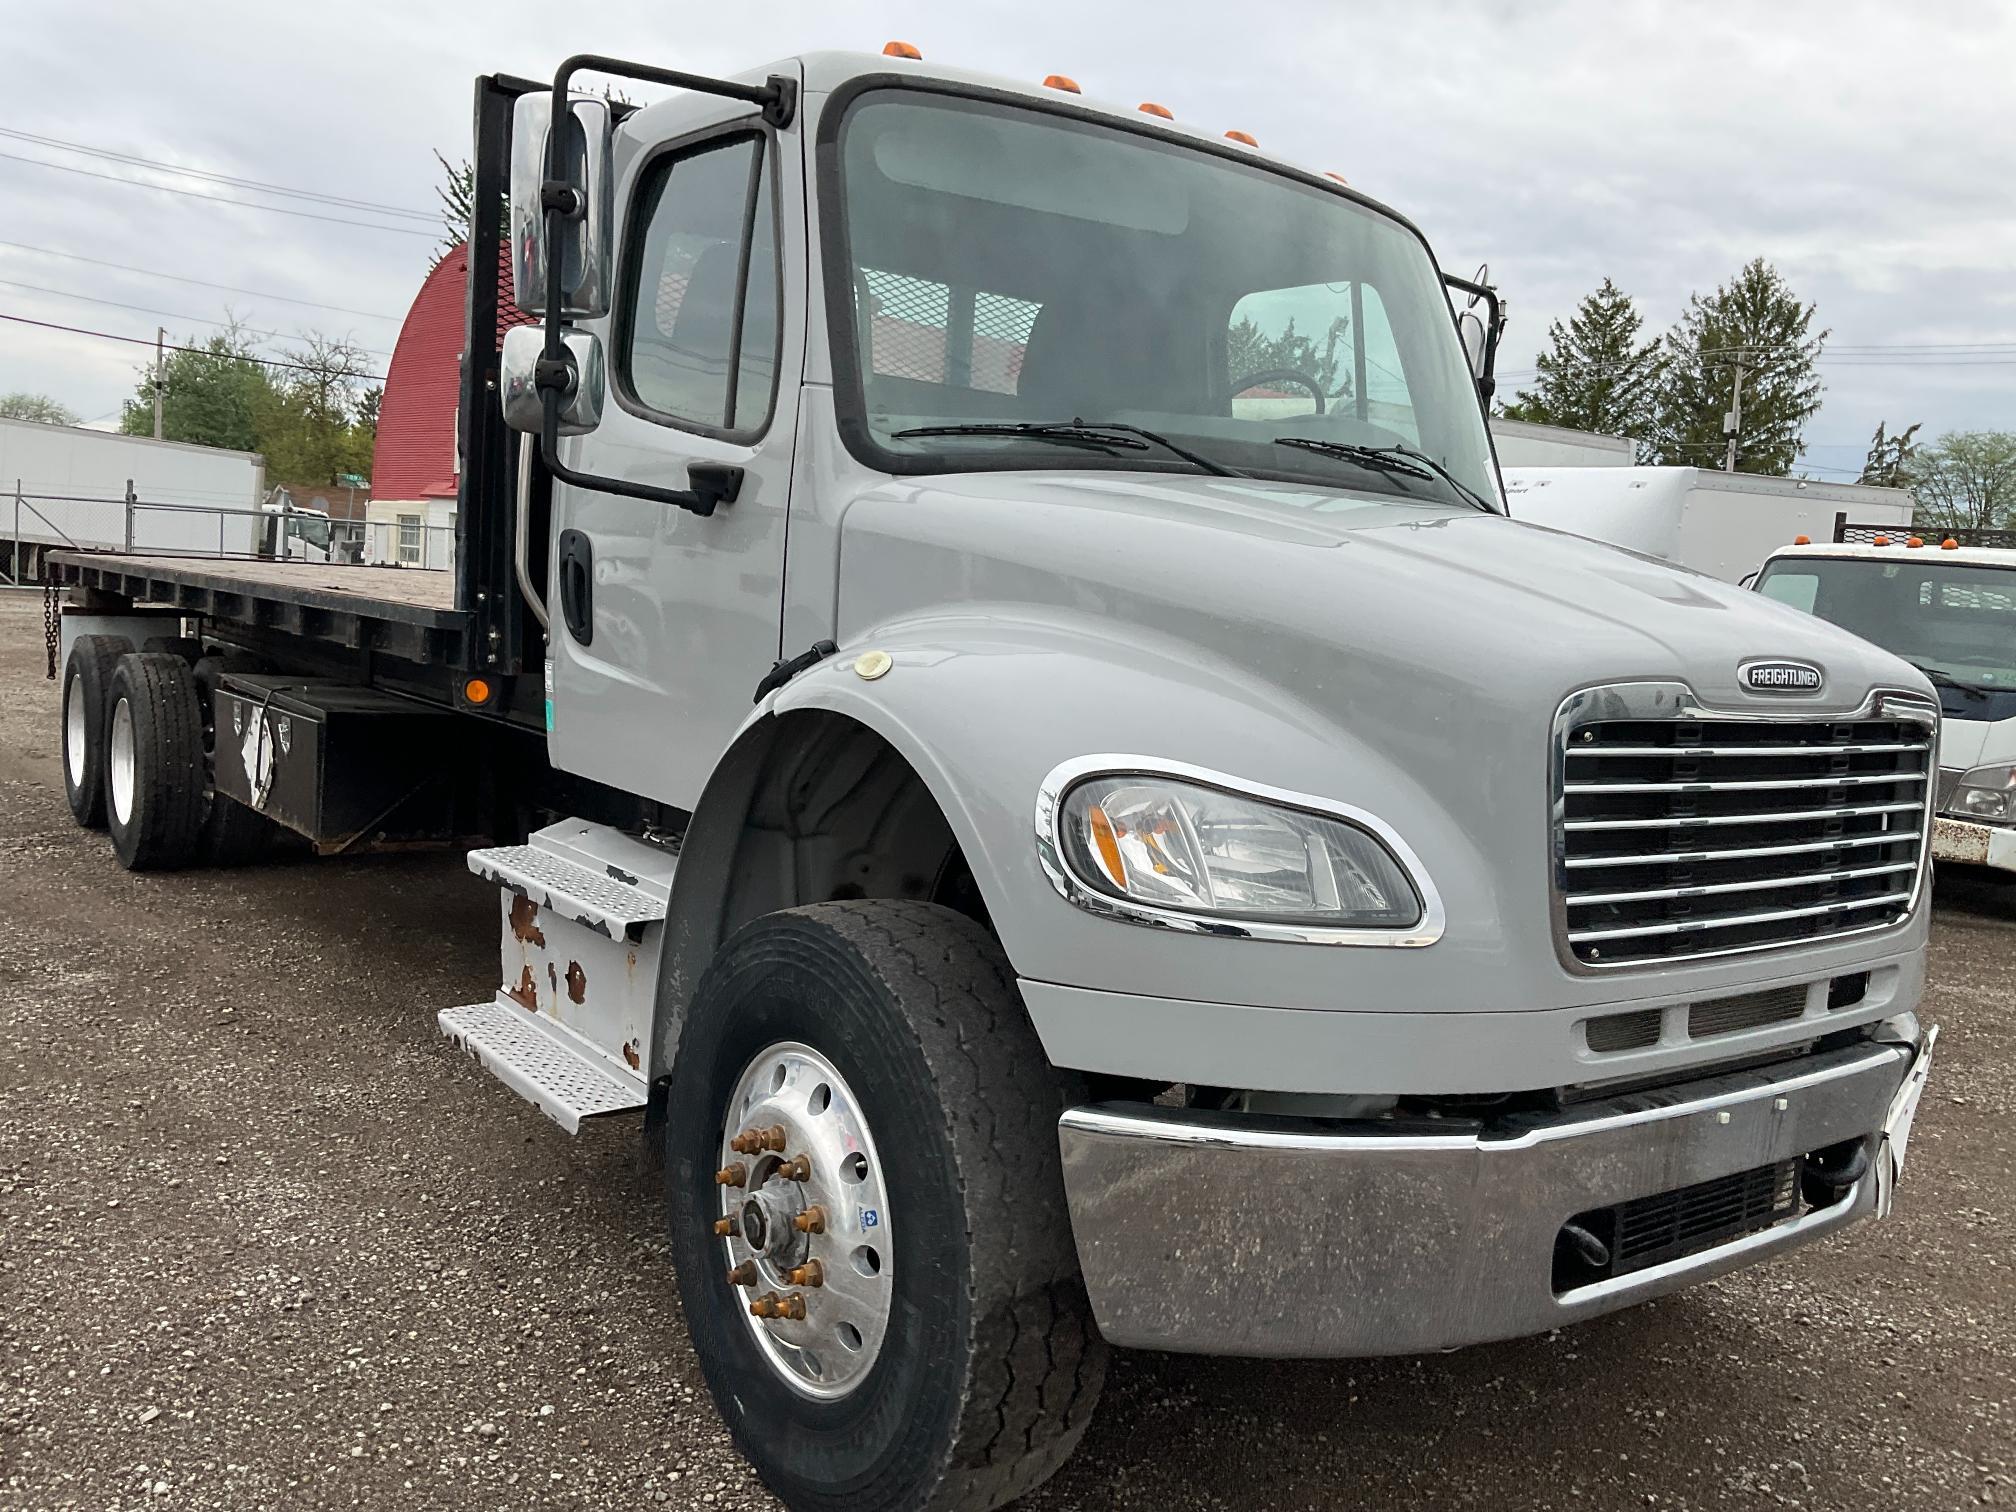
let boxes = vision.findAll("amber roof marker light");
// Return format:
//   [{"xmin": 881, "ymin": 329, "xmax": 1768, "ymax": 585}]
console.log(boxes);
[
  {"xmin": 1138, "ymin": 101, "xmax": 1174, "ymax": 119},
  {"xmin": 882, "ymin": 40, "xmax": 922, "ymax": 59},
  {"xmin": 1043, "ymin": 74, "xmax": 1082, "ymax": 93},
  {"xmin": 1224, "ymin": 129, "xmax": 1259, "ymax": 147}
]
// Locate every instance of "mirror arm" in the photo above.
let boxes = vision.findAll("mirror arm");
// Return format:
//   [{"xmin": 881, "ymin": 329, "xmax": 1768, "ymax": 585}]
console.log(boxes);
[{"xmin": 537, "ymin": 396, "xmax": 741, "ymax": 519}]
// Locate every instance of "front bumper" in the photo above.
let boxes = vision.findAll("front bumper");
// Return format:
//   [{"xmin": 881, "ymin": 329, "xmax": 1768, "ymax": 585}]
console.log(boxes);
[
  {"xmin": 1933, "ymin": 816, "xmax": 2016, "ymax": 872},
  {"xmin": 1058, "ymin": 1035, "xmax": 1920, "ymax": 1358}
]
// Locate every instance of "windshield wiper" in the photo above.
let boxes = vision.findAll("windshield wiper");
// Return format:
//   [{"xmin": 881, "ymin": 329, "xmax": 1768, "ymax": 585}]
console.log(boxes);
[
  {"xmin": 1275, "ymin": 437, "xmax": 1497, "ymax": 513},
  {"xmin": 892, "ymin": 420, "xmax": 1239, "ymax": 478},
  {"xmin": 1905, "ymin": 660, "xmax": 1994, "ymax": 698}
]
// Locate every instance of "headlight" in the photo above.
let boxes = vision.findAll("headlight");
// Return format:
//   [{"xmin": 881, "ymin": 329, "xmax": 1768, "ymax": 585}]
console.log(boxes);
[
  {"xmin": 1037, "ymin": 759, "xmax": 1437, "ymax": 942},
  {"xmin": 1952, "ymin": 762, "xmax": 2016, "ymax": 824}
]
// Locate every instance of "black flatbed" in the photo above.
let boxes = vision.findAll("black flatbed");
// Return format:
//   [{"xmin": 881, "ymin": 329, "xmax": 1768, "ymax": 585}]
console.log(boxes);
[{"xmin": 49, "ymin": 551, "xmax": 474, "ymax": 667}]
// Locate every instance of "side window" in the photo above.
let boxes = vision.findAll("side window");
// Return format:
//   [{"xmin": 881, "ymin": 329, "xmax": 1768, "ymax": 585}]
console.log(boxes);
[
  {"xmin": 622, "ymin": 134, "xmax": 778, "ymax": 433},
  {"xmin": 1226, "ymin": 281, "xmax": 1417, "ymax": 443}
]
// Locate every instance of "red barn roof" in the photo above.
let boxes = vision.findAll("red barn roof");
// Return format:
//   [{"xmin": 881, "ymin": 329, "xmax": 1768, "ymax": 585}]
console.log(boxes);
[{"xmin": 371, "ymin": 241, "xmax": 533, "ymax": 503}]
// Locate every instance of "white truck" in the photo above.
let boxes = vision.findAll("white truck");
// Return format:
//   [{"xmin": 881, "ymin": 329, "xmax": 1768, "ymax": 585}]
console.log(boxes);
[
  {"xmin": 45, "ymin": 47, "xmax": 1941, "ymax": 1511},
  {"xmin": 1505, "ymin": 465, "xmax": 1916, "ymax": 583},
  {"xmin": 1756, "ymin": 527, "xmax": 2016, "ymax": 875},
  {"xmin": 1, "ymin": 416, "xmax": 267, "ymax": 580}
]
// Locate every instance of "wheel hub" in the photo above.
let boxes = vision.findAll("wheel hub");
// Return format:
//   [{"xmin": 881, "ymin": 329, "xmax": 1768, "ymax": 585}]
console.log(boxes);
[
  {"xmin": 107, "ymin": 696, "xmax": 137, "ymax": 828},
  {"xmin": 716, "ymin": 1041, "xmax": 892, "ymax": 1401}
]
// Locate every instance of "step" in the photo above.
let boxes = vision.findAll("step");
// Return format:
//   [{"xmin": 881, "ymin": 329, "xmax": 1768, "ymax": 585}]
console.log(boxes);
[
  {"xmin": 439, "ymin": 998, "xmax": 647, "ymax": 1134},
  {"xmin": 468, "ymin": 819, "xmax": 677, "ymax": 942}
]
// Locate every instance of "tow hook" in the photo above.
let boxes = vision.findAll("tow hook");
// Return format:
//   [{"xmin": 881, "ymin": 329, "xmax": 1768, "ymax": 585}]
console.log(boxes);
[{"xmin": 1801, "ymin": 1139, "xmax": 1871, "ymax": 1207}]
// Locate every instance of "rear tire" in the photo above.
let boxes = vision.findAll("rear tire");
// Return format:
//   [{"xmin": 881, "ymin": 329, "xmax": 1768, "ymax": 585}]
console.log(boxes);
[
  {"xmin": 61, "ymin": 634, "xmax": 133, "ymax": 828},
  {"xmin": 105, "ymin": 653, "xmax": 208, "ymax": 871},
  {"xmin": 664, "ymin": 901, "xmax": 1106, "ymax": 1512}
]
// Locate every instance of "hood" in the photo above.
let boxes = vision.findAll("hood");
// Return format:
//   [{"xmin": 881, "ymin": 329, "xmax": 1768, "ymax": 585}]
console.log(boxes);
[{"xmin": 834, "ymin": 469, "xmax": 1933, "ymax": 724}]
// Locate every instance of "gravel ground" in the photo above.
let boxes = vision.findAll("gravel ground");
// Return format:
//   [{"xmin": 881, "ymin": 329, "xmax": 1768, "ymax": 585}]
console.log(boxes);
[{"xmin": 1, "ymin": 589, "xmax": 2012, "ymax": 1511}]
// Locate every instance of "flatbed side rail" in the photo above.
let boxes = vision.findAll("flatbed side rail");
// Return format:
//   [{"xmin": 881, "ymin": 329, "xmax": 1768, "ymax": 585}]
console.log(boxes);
[{"xmin": 46, "ymin": 551, "xmax": 472, "ymax": 668}]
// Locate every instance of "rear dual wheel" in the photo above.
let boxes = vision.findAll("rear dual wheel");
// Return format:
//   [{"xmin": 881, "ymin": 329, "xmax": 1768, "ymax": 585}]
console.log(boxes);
[
  {"xmin": 62, "ymin": 634, "xmax": 132, "ymax": 827},
  {"xmin": 104, "ymin": 652, "xmax": 208, "ymax": 871},
  {"xmin": 664, "ymin": 901, "xmax": 1106, "ymax": 1512}
]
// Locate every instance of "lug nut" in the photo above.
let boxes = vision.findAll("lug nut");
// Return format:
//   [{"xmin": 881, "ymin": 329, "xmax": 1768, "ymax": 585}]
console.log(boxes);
[
  {"xmin": 784, "ymin": 1260, "xmax": 824, "ymax": 1289},
  {"xmin": 713, "ymin": 1217, "xmax": 738, "ymax": 1238},
  {"xmin": 731, "ymin": 1124, "xmax": 789, "ymax": 1156},
  {"xmin": 749, "ymin": 1292, "xmax": 807, "ymax": 1321},
  {"xmin": 726, "ymin": 1260, "xmax": 759, "ymax": 1288},
  {"xmin": 775, "ymin": 1154, "xmax": 812, "ymax": 1183},
  {"xmin": 715, "ymin": 1163, "xmax": 748, "ymax": 1188},
  {"xmin": 792, "ymin": 1206, "xmax": 827, "ymax": 1235}
]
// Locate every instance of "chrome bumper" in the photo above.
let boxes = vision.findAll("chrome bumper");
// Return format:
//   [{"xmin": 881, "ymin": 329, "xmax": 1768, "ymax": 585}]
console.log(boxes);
[
  {"xmin": 1933, "ymin": 816, "xmax": 2016, "ymax": 872},
  {"xmin": 1058, "ymin": 1038, "xmax": 1916, "ymax": 1357}
]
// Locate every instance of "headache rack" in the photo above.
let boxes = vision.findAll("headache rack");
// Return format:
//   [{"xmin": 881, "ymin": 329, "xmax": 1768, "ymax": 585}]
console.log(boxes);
[
  {"xmin": 1834, "ymin": 519, "xmax": 2016, "ymax": 550},
  {"xmin": 1552, "ymin": 685, "xmax": 1936, "ymax": 969}
]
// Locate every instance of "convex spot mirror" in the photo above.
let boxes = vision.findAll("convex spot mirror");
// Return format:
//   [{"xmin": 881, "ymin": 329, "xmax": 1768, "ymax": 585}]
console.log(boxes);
[
  {"xmin": 501, "ymin": 325, "xmax": 605, "ymax": 436},
  {"xmin": 510, "ymin": 92, "xmax": 614, "ymax": 319}
]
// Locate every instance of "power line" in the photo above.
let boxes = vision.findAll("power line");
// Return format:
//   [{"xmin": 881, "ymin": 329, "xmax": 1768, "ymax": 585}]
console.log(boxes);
[
  {"xmin": 0, "ymin": 150, "xmax": 438, "ymax": 238},
  {"xmin": 0, "ymin": 310, "xmax": 390, "ymax": 382},
  {"xmin": 0, "ymin": 239, "xmax": 400, "ymax": 321},
  {"xmin": 0, "ymin": 125, "xmax": 437, "ymax": 222},
  {"xmin": 0, "ymin": 276, "xmax": 393, "ymax": 357}
]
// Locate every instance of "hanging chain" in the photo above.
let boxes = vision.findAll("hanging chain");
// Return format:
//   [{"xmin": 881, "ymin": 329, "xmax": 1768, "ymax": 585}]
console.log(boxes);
[{"xmin": 43, "ymin": 579, "xmax": 59, "ymax": 680}]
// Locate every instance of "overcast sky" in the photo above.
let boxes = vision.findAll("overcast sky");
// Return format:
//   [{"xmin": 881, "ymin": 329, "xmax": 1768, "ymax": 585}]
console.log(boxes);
[{"xmin": 7, "ymin": 0, "xmax": 2013, "ymax": 479}]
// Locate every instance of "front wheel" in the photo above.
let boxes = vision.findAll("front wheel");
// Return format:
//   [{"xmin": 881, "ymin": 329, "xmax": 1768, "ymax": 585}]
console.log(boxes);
[{"xmin": 664, "ymin": 901, "xmax": 1106, "ymax": 1512}]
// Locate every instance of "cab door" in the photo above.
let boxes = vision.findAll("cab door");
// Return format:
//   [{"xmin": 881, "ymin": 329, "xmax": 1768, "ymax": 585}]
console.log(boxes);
[{"xmin": 547, "ymin": 75, "xmax": 804, "ymax": 809}]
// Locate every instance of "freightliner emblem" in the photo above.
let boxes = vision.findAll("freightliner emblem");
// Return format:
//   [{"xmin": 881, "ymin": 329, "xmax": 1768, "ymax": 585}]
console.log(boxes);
[{"xmin": 1740, "ymin": 659, "xmax": 1824, "ymax": 695}]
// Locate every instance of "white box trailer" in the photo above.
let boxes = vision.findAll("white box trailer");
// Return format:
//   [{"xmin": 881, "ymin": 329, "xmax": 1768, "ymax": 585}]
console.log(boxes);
[
  {"xmin": 1489, "ymin": 418, "xmax": 1636, "ymax": 469},
  {"xmin": 1502, "ymin": 465, "xmax": 1915, "ymax": 583},
  {"xmin": 1, "ymin": 418, "xmax": 265, "ymax": 576}
]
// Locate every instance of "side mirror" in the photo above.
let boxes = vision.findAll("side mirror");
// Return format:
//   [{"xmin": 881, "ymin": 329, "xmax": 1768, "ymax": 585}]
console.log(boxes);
[
  {"xmin": 501, "ymin": 324, "xmax": 605, "ymax": 436},
  {"xmin": 510, "ymin": 92, "xmax": 614, "ymax": 318},
  {"xmin": 1456, "ymin": 310, "xmax": 1488, "ymax": 379}
]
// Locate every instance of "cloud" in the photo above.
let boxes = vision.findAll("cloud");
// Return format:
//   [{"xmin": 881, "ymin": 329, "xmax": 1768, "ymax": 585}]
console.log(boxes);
[{"xmin": 5, "ymin": 0, "xmax": 2011, "ymax": 469}]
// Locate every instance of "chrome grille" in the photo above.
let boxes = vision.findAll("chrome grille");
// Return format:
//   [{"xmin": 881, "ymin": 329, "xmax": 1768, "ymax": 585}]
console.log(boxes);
[
  {"xmin": 1556, "ymin": 697, "xmax": 1935, "ymax": 967},
  {"xmin": 1687, "ymin": 985, "xmax": 1807, "ymax": 1038}
]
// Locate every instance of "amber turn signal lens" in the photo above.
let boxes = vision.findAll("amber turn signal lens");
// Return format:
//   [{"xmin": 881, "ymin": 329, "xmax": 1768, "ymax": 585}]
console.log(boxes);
[
  {"xmin": 1138, "ymin": 101, "xmax": 1174, "ymax": 119},
  {"xmin": 463, "ymin": 677, "xmax": 492, "ymax": 705},
  {"xmin": 882, "ymin": 40, "xmax": 922, "ymax": 59}
]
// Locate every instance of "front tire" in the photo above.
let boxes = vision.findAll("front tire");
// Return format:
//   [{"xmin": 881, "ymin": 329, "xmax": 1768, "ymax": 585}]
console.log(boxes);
[{"xmin": 665, "ymin": 901, "xmax": 1106, "ymax": 1512}]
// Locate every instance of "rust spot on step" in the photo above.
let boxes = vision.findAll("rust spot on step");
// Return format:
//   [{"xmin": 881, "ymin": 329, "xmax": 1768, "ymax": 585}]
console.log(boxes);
[
  {"xmin": 622, "ymin": 1040, "xmax": 641, "ymax": 1069},
  {"xmin": 565, "ymin": 961, "xmax": 587, "ymax": 1004},
  {"xmin": 547, "ymin": 962, "xmax": 558, "ymax": 995},
  {"xmin": 508, "ymin": 894, "xmax": 546, "ymax": 948},
  {"xmin": 504, "ymin": 964, "xmax": 538, "ymax": 1011}
]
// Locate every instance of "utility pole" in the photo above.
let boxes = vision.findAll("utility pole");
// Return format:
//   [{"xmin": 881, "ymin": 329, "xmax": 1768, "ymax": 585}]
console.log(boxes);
[
  {"xmin": 1722, "ymin": 362, "xmax": 1746, "ymax": 473},
  {"xmin": 152, "ymin": 326, "xmax": 165, "ymax": 440}
]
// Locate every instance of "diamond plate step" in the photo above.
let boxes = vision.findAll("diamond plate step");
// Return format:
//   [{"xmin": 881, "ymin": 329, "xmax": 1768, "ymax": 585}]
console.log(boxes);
[
  {"xmin": 468, "ymin": 820, "xmax": 675, "ymax": 941},
  {"xmin": 439, "ymin": 998, "xmax": 646, "ymax": 1135}
]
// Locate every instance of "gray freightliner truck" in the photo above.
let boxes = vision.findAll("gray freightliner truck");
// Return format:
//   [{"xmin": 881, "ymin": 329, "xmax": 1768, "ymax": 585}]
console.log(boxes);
[{"xmin": 49, "ymin": 46, "xmax": 1940, "ymax": 1512}]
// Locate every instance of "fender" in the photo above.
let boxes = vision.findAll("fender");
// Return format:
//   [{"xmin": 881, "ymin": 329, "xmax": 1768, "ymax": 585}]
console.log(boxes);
[{"xmin": 648, "ymin": 607, "xmax": 1516, "ymax": 1089}]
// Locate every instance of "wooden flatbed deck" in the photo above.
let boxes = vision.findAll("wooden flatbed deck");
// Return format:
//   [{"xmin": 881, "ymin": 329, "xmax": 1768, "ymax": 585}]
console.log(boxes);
[{"xmin": 50, "ymin": 551, "xmax": 474, "ymax": 667}]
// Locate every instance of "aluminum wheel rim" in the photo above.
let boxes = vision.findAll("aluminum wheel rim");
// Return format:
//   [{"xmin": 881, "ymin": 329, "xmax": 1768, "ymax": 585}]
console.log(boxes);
[
  {"xmin": 107, "ymin": 697, "xmax": 137, "ymax": 828},
  {"xmin": 64, "ymin": 673, "xmax": 87, "ymax": 788},
  {"xmin": 717, "ymin": 1041, "xmax": 893, "ymax": 1401}
]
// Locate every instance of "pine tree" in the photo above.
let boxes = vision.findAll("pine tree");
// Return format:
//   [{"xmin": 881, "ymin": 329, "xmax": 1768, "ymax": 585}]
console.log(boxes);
[
  {"xmin": 1857, "ymin": 421, "xmax": 1921, "ymax": 488},
  {"xmin": 1648, "ymin": 258, "xmax": 1826, "ymax": 475},
  {"xmin": 1500, "ymin": 278, "xmax": 1661, "ymax": 443}
]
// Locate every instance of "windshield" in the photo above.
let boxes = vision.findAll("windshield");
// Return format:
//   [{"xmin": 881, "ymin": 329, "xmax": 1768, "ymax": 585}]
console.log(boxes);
[
  {"xmin": 1757, "ymin": 555, "xmax": 2016, "ymax": 688},
  {"xmin": 826, "ymin": 90, "xmax": 1497, "ymax": 510}
]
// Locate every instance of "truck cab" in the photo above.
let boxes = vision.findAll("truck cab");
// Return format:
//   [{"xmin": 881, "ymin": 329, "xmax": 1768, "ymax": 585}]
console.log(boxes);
[{"xmin": 1756, "ymin": 534, "xmax": 2016, "ymax": 874}]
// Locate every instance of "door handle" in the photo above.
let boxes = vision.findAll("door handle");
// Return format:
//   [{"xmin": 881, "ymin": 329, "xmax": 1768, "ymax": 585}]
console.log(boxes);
[{"xmin": 557, "ymin": 528, "xmax": 593, "ymax": 646}]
